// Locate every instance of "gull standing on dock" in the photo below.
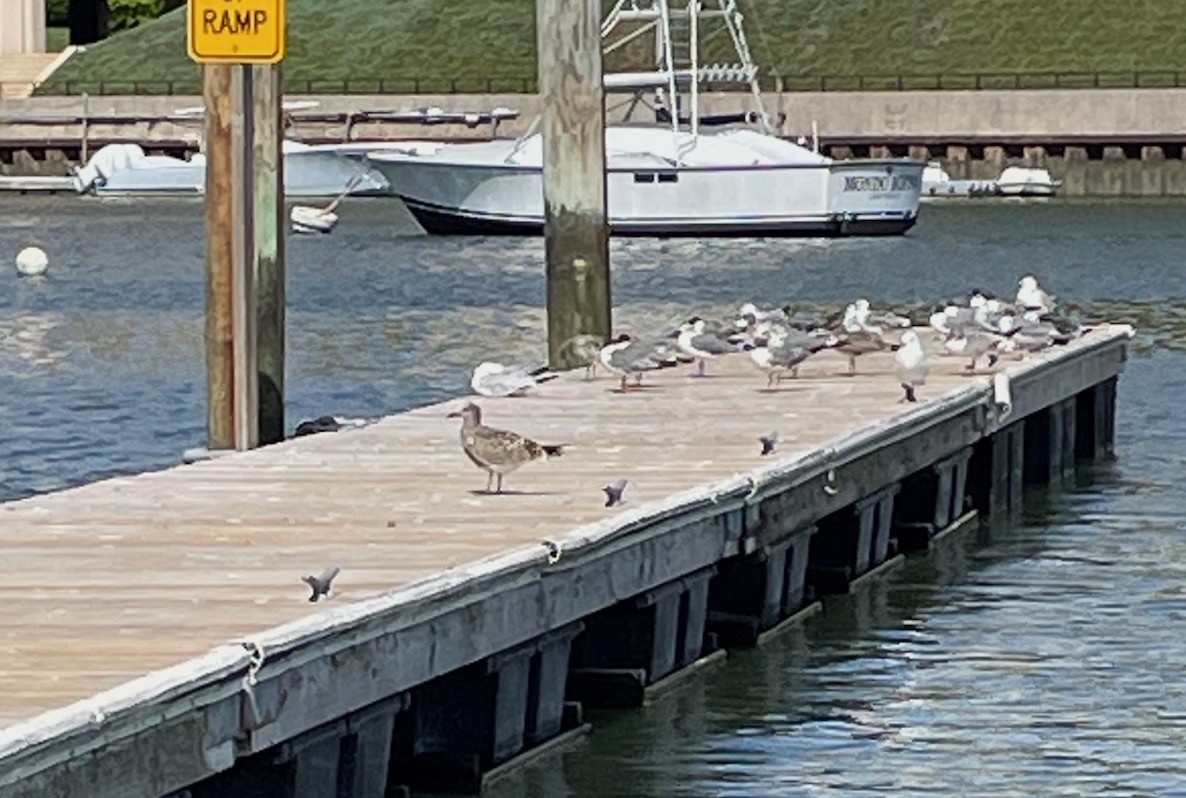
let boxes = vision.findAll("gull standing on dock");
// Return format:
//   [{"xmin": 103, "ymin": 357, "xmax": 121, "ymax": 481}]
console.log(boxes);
[
  {"xmin": 559, "ymin": 333, "xmax": 607, "ymax": 380},
  {"xmin": 599, "ymin": 334, "xmax": 679, "ymax": 391},
  {"xmin": 1016, "ymin": 275, "xmax": 1056, "ymax": 314},
  {"xmin": 943, "ymin": 327, "xmax": 1005, "ymax": 372},
  {"xmin": 677, "ymin": 317, "xmax": 737, "ymax": 376},
  {"xmin": 834, "ymin": 301, "xmax": 891, "ymax": 375},
  {"xmin": 893, "ymin": 330, "xmax": 930, "ymax": 403},
  {"xmin": 470, "ymin": 361, "xmax": 558, "ymax": 397},
  {"xmin": 447, "ymin": 402, "xmax": 564, "ymax": 494},
  {"xmin": 747, "ymin": 333, "xmax": 838, "ymax": 386}
]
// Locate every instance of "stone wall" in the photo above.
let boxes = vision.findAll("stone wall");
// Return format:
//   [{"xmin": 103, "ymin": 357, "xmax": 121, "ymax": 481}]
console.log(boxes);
[{"xmin": 4, "ymin": 88, "xmax": 1186, "ymax": 194}]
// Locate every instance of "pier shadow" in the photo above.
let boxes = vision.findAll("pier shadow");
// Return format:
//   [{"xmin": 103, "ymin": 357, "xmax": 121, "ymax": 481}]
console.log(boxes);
[
  {"xmin": 755, "ymin": 384, "xmax": 813, "ymax": 394},
  {"xmin": 607, "ymin": 385, "xmax": 668, "ymax": 394}
]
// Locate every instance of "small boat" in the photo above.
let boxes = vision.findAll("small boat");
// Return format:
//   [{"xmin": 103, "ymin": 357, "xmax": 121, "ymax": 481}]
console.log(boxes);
[
  {"xmin": 364, "ymin": 0, "xmax": 923, "ymax": 238},
  {"xmin": 920, "ymin": 162, "xmax": 1062, "ymax": 201},
  {"xmin": 921, "ymin": 161, "xmax": 1003, "ymax": 200},
  {"xmin": 71, "ymin": 140, "xmax": 390, "ymax": 199},
  {"xmin": 69, "ymin": 101, "xmax": 390, "ymax": 199},
  {"xmin": 996, "ymin": 166, "xmax": 1061, "ymax": 197}
]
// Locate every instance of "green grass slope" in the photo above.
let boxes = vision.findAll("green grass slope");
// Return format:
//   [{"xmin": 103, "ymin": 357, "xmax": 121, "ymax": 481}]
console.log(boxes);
[{"xmin": 36, "ymin": 0, "xmax": 1186, "ymax": 95}]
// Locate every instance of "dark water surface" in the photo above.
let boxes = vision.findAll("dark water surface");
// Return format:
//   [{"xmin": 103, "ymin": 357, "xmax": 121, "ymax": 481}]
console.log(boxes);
[{"xmin": 2, "ymin": 196, "xmax": 1185, "ymax": 794}]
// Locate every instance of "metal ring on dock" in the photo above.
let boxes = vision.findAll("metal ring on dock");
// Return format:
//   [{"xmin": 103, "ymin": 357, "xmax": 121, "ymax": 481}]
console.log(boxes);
[
  {"xmin": 822, "ymin": 468, "xmax": 839, "ymax": 496},
  {"xmin": 243, "ymin": 641, "xmax": 266, "ymax": 687}
]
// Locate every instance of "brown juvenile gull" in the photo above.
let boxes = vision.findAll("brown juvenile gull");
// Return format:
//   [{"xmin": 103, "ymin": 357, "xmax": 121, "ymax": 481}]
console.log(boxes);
[
  {"xmin": 447, "ymin": 402, "xmax": 564, "ymax": 493},
  {"xmin": 560, "ymin": 333, "xmax": 607, "ymax": 380},
  {"xmin": 833, "ymin": 328, "xmax": 892, "ymax": 375}
]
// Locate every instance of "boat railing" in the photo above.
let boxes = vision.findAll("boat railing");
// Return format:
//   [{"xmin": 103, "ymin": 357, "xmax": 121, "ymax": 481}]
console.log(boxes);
[{"xmin": 503, "ymin": 114, "xmax": 541, "ymax": 165}]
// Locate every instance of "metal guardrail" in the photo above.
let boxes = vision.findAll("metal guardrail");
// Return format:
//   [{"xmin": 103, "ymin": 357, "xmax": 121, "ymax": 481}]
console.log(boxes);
[{"xmin": 1, "ymin": 70, "xmax": 1183, "ymax": 97}]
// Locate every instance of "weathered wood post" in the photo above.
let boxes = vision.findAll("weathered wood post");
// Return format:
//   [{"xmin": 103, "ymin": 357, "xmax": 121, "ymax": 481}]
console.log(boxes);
[
  {"xmin": 202, "ymin": 62, "xmax": 236, "ymax": 451},
  {"xmin": 190, "ymin": 0, "xmax": 287, "ymax": 451},
  {"xmin": 230, "ymin": 65, "xmax": 260, "ymax": 450},
  {"xmin": 253, "ymin": 64, "xmax": 286, "ymax": 446},
  {"xmin": 535, "ymin": 0, "xmax": 612, "ymax": 369}
]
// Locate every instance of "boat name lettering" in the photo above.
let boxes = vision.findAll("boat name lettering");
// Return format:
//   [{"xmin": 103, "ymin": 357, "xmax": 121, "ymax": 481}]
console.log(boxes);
[{"xmin": 843, "ymin": 175, "xmax": 920, "ymax": 192}]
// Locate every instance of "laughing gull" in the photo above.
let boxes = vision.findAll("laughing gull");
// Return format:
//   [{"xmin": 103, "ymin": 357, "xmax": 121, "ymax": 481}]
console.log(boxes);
[
  {"xmin": 447, "ymin": 402, "xmax": 563, "ymax": 493},
  {"xmin": 929, "ymin": 292, "xmax": 1010, "ymax": 342},
  {"xmin": 893, "ymin": 330, "xmax": 930, "ymax": 403},
  {"xmin": 747, "ymin": 333, "xmax": 839, "ymax": 386},
  {"xmin": 943, "ymin": 327, "xmax": 1005, "ymax": 372},
  {"xmin": 470, "ymin": 361, "xmax": 558, "ymax": 397},
  {"xmin": 734, "ymin": 302, "xmax": 788, "ymax": 331},
  {"xmin": 301, "ymin": 565, "xmax": 340, "ymax": 602},
  {"xmin": 677, "ymin": 317, "xmax": 738, "ymax": 376},
  {"xmin": 996, "ymin": 312, "xmax": 1076, "ymax": 356},
  {"xmin": 599, "ymin": 333, "xmax": 679, "ymax": 391},
  {"xmin": 1016, "ymin": 275, "xmax": 1056, "ymax": 314}
]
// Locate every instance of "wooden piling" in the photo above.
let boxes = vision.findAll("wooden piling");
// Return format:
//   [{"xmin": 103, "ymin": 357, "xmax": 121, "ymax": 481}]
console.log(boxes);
[
  {"xmin": 230, "ymin": 66, "xmax": 259, "ymax": 451},
  {"xmin": 535, "ymin": 0, "xmax": 612, "ymax": 369},
  {"xmin": 203, "ymin": 63, "xmax": 235, "ymax": 451},
  {"xmin": 252, "ymin": 64, "xmax": 286, "ymax": 446}
]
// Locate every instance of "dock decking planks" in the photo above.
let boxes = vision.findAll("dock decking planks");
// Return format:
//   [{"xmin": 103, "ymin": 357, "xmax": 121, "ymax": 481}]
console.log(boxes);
[{"xmin": 0, "ymin": 330, "xmax": 1099, "ymax": 726}]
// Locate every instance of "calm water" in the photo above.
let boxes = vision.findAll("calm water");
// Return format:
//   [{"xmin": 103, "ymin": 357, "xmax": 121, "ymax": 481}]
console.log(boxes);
[{"xmin": 3, "ymin": 196, "xmax": 1186, "ymax": 794}]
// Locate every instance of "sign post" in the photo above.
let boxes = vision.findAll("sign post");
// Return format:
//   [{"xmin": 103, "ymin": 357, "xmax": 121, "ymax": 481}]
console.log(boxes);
[{"xmin": 188, "ymin": 0, "xmax": 286, "ymax": 451}]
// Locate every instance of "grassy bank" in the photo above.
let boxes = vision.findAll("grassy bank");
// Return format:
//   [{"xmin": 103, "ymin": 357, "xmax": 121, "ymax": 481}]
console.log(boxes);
[{"xmin": 36, "ymin": 0, "xmax": 1184, "ymax": 95}]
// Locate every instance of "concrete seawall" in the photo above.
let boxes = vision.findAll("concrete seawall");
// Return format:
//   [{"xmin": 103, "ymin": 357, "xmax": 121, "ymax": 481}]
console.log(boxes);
[{"xmin": 2, "ymin": 89, "xmax": 1185, "ymax": 196}]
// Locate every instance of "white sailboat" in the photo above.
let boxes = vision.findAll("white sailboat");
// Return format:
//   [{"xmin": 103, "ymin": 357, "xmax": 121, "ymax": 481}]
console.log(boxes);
[{"xmin": 363, "ymin": 0, "xmax": 925, "ymax": 237}]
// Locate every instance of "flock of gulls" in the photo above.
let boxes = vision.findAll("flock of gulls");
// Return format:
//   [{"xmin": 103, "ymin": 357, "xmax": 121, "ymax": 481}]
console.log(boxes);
[
  {"xmin": 291, "ymin": 274, "xmax": 1082, "ymax": 602},
  {"xmin": 441, "ymin": 273, "xmax": 1083, "ymax": 495}
]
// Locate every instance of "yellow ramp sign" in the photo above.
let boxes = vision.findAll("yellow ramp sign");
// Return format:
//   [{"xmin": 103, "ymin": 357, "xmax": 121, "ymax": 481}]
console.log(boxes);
[{"xmin": 188, "ymin": 0, "xmax": 286, "ymax": 64}]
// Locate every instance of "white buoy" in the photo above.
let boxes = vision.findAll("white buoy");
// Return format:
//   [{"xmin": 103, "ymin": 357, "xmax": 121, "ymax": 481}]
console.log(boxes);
[{"xmin": 15, "ymin": 246, "xmax": 48, "ymax": 277}]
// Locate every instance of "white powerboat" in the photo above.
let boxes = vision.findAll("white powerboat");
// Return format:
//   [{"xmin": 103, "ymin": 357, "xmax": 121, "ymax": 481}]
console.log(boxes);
[
  {"xmin": 70, "ymin": 101, "xmax": 390, "ymax": 199},
  {"xmin": 364, "ymin": 0, "xmax": 924, "ymax": 238},
  {"xmin": 71, "ymin": 139, "xmax": 390, "ymax": 198},
  {"xmin": 921, "ymin": 160, "xmax": 1002, "ymax": 200},
  {"xmin": 996, "ymin": 166, "xmax": 1061, "ymax": 197},
  {"xmin": 920, "ymin": 161, "xmax": 1062, "ymax": 200}
]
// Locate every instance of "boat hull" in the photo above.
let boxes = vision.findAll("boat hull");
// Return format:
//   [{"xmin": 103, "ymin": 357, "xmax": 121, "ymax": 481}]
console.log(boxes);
[
  {"xmin": 371, "ymin": 153, "xmax": 923, "ymax": 238},
  {"xmin": 82, "ymin": 149, "xmax": 389, "ymax": 199},
  {"xmin": 997, "ymin": 182, "xmax": 1060, "ymax": 198},
  {"xmin": 403, "ymin": 197, "xmax": 916, "ymax": 237}
]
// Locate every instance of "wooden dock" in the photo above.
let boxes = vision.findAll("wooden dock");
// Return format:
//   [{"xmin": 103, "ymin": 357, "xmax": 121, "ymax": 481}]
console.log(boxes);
[{"xmin": 0, "ymin": 325, "xmax": 1131, "ymax": 798}]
